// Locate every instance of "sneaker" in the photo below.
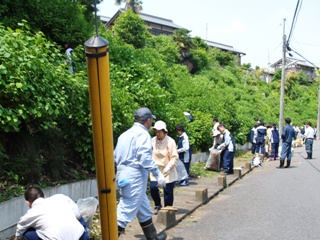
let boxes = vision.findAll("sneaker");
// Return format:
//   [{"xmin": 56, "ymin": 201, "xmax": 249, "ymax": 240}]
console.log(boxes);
[
  {"xmin": 153, "ymin": 206, "xmax": 162, "ymax": 215},
  {"xmin": 180, "ymin": 180, "xmax": 189, "ymax": 186},
  {"xmin": 220, "ymin": 171, "xmax": 227, "ymax": 175}
]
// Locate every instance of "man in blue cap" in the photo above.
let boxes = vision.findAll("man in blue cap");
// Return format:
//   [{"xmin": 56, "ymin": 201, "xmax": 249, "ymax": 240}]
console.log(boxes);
[{"xmin": 114, "ymin": 107, "xmax": 167, "ymax": 240}]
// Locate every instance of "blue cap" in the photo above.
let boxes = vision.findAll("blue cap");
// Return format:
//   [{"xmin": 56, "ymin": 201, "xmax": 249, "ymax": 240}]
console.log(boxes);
[{"xmin": 134, "ymin": 107, "xmax": 156, "ymax": 121}]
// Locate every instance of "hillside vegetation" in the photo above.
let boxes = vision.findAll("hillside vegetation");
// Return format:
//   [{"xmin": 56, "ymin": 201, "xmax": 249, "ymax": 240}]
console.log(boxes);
[{"xmin": 0, "ymin": 9, "xmax": 318, "ymax": 195}]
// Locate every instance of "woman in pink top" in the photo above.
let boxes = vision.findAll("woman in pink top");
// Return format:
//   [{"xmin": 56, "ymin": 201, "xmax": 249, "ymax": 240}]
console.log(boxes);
[{"xmin": 150, "ymin": 120, "xmax": 179, "ymax": 214}]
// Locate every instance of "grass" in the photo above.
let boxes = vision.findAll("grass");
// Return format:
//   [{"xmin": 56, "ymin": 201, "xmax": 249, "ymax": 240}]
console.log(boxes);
[{"xmin": 190, "ymin": 149, "xmax": 253, "ymax": 178}]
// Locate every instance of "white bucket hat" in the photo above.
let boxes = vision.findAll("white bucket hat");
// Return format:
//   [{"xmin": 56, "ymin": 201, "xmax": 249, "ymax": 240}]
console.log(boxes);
[
  {"xmin": 153, "ymin": 120, "xmax": 168, "ymax": 132},
  {"xmin": 213, "ymin": 130, "xmax": 221, "ymax": 137}
]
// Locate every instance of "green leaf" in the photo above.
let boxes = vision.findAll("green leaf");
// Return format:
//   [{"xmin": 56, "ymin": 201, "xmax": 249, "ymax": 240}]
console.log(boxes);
[{"xmin": 16, "ymin": 83, "xmax": 23, "ymax": 88}]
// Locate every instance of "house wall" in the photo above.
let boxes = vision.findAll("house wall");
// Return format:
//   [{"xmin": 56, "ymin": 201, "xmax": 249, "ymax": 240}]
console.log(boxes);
[{"xmin": 146, "ymin": 22, "xmax": 175, "ymax": 36}]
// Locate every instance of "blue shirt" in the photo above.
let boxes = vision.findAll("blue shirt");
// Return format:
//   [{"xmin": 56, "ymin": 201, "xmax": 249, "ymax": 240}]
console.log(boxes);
[
  {"xmin": 269, "ymin": 128, "xmax": 280, "ymax": 144},
  {"xmin": 256, "ymin": 126, "xmax": 267, "ymax": 143},
  {"xmin": 114, "ymin": 122, "xmax": 160, "ymax": 176},
  {"xmin": 282, "ymin": 124, "xmax": 295, "ymax": 143}
]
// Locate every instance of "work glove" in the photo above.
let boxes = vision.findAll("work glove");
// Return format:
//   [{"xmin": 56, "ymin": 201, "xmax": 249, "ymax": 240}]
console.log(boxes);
[
  {"xmin": 163, "ymin": 165, "xmax": 171, "ymax": 177},
  {"xmin": 156, "ymin": 172, "xmax": 166, "ymax": 187}
]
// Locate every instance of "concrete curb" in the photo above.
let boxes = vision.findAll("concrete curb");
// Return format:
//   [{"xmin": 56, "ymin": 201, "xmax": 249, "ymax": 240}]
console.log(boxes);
[{"xmin": 155, "ymin": 163, "xmax": 255, "ymax": 235}]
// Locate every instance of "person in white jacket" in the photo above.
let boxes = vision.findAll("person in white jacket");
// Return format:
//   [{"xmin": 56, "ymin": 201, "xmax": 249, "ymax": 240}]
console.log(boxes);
[{"xmin": 150, "ymin": 120, "xmax": 178, "ymax": 214}]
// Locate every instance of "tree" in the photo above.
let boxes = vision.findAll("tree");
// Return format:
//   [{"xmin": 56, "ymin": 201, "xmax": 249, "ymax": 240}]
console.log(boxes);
[
  {"xmin": 0, "ymin": 0, "xmax": 94, "ymax": 46},
  {"xmin": 113, "ymin": 10, "xmax": 151, "ymax": 48},
  {"xmin": 115, "ymin": 0, "xmax": 143, "ymax": 13}
]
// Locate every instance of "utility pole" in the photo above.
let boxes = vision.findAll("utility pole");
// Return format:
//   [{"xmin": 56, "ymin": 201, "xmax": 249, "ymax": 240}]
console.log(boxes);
[
  {"xmin": 317, "ymin": 80, "xmax": 320, "ymax": 139},
  {"xmin": 279, "ymin": 18, "xmax": 286, "ymax": 141}
]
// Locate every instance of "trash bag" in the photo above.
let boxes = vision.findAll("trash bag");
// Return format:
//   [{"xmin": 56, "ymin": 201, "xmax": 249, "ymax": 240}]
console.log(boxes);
[
  {"xmin": 77, "ymin": 197, "xmax": 99, "ymax": 233},
  {"xmin": 251, "ymin": 156, "xmax": 261, "ymax": 166},
  {"xmin": 205, "ymin": 148, "xmax": 220, "ymax": 171},
  {"xmin": 176, "ymin": 160, "xmax": 188, "ymax": 181}
]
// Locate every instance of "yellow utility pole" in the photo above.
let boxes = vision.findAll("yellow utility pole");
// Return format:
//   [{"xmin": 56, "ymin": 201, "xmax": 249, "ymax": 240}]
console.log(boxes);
[{"xmin": 85, "ymin": 35, "xmax": 118, "ymax": 239}]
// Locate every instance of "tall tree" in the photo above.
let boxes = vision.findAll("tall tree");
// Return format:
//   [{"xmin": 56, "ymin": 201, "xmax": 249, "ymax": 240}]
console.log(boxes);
[
  {"xmin": 115, "ymin": 0, "xmax": 143, "ymax": 13},
  {"xmin": 113, "ymin": 10, "xmax": 150, "ymax": 48},
  {"xmin": 0, "ymin": 0, "xmax": 95, "ymax": 46}
]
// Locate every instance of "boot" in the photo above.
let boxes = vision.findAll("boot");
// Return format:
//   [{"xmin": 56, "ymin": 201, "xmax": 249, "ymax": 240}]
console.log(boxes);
[
  {"xmin": 118, "ymin": 226, "xmax": 125, "ymax": 237},
  {"xmin": 140, "ymin": 219, "xmax": 167, "ymax": 240},
  {"xmin": 309, "ymin": 153, "xmax": 312, "ymax": 159},
  {"xmin": 277, "ymin": 160, "xmax": 284, "ymax": 168},
  {"xmin": 305, "ymin": 153, "xmax": 310, "ymax": 159},
  {"xmin": 284, "ymin": 160, "xmax": 291, "ymax": 168}
]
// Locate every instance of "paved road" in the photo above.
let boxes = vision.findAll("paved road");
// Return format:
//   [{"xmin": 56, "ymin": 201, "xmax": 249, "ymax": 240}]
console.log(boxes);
[{"xmin": 168, "ymin": 141, "xmax": 320, "ymax": 240}]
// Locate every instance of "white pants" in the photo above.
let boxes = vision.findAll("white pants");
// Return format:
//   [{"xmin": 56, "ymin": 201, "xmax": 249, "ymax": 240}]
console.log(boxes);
[{"xmin": 117, "ymin": 166, "xmax": 153, "ymax": 228}]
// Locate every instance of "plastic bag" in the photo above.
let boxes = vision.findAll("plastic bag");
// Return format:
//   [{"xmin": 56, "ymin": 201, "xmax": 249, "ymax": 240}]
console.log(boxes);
[
  {"xmin": 251, "ymin": 156, "xmax": 261, "ymax": 166},
  {"xmin": 77, "ymin": 197, "xmax": 99, "ymax": 233},
  {"xmin": 175, "ymin": 160, "xmax": 188, "ymax": 181},
  {"xmin": 205, "ymin": 148, "xmax": 220, "ymax": 171}
]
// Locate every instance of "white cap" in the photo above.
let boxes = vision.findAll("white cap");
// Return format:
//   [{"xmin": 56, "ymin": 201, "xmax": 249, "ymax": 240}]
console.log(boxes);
[
  {"xmin": 153, "ymin": 120, "xmax": 168, "ymax": 132},
  {"xmin": 213, "ymin": 130, "xmax": 221, "ymax": 137}
]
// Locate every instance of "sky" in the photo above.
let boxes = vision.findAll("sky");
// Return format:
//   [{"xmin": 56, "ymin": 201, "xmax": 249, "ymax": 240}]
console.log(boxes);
[{"xmin": 97, "ymin": 0, "xmax": 320, "ymax": 70}]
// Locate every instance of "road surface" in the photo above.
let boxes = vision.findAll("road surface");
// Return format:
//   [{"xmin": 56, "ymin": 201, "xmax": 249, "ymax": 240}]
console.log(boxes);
[{"xmin": 168, "ymin": 141, "xmax": 320, "ymax": 240}]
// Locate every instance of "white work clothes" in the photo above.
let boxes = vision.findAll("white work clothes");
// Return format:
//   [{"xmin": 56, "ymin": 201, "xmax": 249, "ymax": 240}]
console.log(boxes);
[
  {"xmin": 15, "ymin": 194, "xmax": 84, "ymax": 240},
  {"xmin": 151, "ymin": 135, "xmax": 178, "ymax": 183},
  {"xmin": 114, "ymin": 122, "xmax": 161, "ymax": 228},
  {"xmin": 304, "ymin": 126, "xmax": 315, "ymax": 139}
]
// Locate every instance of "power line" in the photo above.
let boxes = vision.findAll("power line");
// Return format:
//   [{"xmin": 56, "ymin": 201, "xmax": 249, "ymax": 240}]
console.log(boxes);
[
  {"xmin": 287, "ymin": 0, "xmax": 303, "ymax": 44},
  {"xmin": 289, "ymin": 47, "xmax": 319, "ymax": 68}
]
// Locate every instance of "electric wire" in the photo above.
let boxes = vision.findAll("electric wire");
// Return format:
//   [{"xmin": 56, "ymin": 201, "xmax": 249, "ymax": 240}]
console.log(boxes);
[
  {"xmin": 287, "ymin": 0, "xmax": 303, "ymax": 45},
  {"xmin": 289, "ymin": 47, "xmax": 318, "ymax": 68}
]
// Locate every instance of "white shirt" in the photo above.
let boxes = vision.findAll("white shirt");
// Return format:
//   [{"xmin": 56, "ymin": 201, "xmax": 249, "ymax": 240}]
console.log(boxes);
[
  {"xmin": 16, "ymin": 194, "xmax": 84, "ymax": 240},
  {"xmin": 304, "ymin": 126, "xmax": 315, "ymax": 139}
]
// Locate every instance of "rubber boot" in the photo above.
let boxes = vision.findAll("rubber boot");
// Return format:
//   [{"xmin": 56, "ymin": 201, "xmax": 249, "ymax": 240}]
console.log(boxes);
[
  {"xmin": 277, "ymin": 160, "xmax": 284, "ymax": 168},
  {"xmin": 140, "ymin": 219, "xmax": 167, "ymax": 240},
  {"xmin": 118, "ymin": 226, "xmax": 125, "ymax": 237},
  {"xmin": 284, "ymin": 160, "xmax": 291, "ymax": 168}
]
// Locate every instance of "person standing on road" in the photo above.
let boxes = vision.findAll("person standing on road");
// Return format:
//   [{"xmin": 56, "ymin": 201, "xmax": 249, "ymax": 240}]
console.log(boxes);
[
  {"xmin": 303, "ymin": 122, "xmax": 315, "ymax": 159},
  {"xmin": 268, "ymin": 123, "xmax": 280, "ymax": 161},
  {"xmin": 114, "ymin": 107, "xmax": 167, "ymax": 240},
  {"xmin": 150, "ymin": 120, "xmax": 178, "ymax": 214},
  {"xmin": 255, "ymin": 122, "xmax": 267, "ymax": 158},
  {"xmin": 250, "ymin": 124, "xmax": 258, "ymax": 155},
  {"xmin": 278, "ymin": 118, "xmax": 296, "ymax": 168},
  {"xmin": 176, "ymin": 124, "xmax": 191, "ymax": 186},
  {"xmin": 217, "ymin": 124, "xmax": 236, "ymax": 175}
]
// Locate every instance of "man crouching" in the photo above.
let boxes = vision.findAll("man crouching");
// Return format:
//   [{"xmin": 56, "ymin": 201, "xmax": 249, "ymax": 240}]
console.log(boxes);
[{"xmin": 15, "ymin": 187, "xmax": 88, "ymax": 240}]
